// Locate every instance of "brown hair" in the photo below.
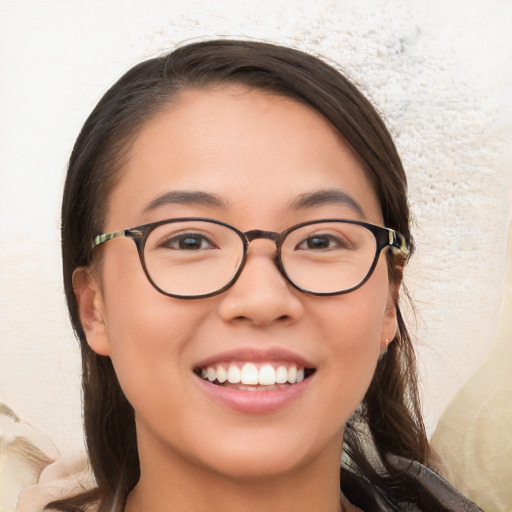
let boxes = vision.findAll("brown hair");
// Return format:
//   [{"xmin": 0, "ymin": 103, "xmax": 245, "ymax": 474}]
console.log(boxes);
[{"xmin": 55, "ymin": 39, "xmax": 441, "ymax": 511}]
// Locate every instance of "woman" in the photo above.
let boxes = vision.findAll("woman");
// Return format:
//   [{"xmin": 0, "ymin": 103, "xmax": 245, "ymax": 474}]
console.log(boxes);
[{"xmin": 50, "ymin": 40, "xmax": 480, "ymax": 511}]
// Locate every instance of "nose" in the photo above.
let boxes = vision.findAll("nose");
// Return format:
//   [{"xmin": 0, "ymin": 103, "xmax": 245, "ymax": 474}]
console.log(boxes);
[{"xmin": 217, "ymin": 240, "xmax": 305, "ymax": 327}]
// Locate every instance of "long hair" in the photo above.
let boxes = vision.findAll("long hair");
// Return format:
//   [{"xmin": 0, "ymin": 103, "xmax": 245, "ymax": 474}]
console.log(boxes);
[{"xmin": 55, "ymin": 39, "xmax": 439, "ymax": 511}]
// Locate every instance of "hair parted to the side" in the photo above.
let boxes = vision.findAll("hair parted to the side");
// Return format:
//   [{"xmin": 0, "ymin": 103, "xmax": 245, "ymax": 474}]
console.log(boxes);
[{"xmin": 55, "ymin": 39, "xmax": 442, "ymax": 512}]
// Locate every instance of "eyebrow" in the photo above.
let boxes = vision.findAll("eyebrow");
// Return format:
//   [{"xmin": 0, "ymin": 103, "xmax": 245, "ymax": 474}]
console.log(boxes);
[
  {"xmin": 143, "ymin": 188, "xmax": 366, "ymax": 219},
  {"xmin": 143, "ymin": 190, "xmax": 229, "ymax": 214},
  {"xmin": 288, "ymin": 189, "xmax": 367, "ymax": 218}
]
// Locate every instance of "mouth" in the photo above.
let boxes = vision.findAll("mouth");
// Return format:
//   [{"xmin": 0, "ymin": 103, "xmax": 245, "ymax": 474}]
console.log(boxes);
[{"xmin": 194, "ymin": 362, "xmax": 316, "ymax": 391}]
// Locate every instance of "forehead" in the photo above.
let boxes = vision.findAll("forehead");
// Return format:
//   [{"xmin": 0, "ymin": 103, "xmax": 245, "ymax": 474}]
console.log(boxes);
[{"xmin": 105, "ymin": 85, "xmax": 382, "ymax": 229}]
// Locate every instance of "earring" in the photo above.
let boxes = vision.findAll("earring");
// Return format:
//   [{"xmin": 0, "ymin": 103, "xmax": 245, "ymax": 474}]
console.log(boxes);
[{"xmin": 378, "ymin": 338, "xmax": 389, "ymax": 361}]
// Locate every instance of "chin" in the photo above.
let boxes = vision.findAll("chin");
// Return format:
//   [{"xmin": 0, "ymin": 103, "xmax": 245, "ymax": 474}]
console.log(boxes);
[
  {"xmin": 190, "ymin": 424, "xmax": 341, "ymax": 483},
  {"xmin": 203, "ymin": 450, "xmax": 311, "ymax": 482}
]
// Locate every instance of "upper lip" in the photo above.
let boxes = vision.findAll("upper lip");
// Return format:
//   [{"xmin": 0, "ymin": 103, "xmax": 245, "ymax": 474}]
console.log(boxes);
[{"xmin": 193, "ymin": 347, "xmax": 316, "ymax": 370}]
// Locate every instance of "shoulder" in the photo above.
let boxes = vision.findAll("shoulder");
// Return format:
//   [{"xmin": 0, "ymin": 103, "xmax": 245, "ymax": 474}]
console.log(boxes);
[
  {"xmin": 392, "ymin": 457, "xmax": 482, "ymax": 511},
  {"xmin": 341, "ymin": 457, "xmax": 483, "ymax": 512},
  {"xmin": 16, "ymin": 454, "xmax": 95, "ymax": 512}
]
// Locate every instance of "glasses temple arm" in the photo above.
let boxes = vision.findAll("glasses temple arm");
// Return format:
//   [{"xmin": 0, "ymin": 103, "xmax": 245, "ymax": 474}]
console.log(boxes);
[
  {"xmin": 389, "ymin": 230, "xmax": 410, "ymax": 257},
  {"xmin": 92, "ymin": 230, "xmax": 126, "ymax": 249}
]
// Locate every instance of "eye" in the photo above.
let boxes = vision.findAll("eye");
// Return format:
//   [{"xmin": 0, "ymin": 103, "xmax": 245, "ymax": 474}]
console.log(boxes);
[
  {"xmin": 296, "ymin": 234, "xmax": 351, "ymax": 251},
  {"xmin": 161, "ymin": 232, "xmax": 217, "ymax": 250}
]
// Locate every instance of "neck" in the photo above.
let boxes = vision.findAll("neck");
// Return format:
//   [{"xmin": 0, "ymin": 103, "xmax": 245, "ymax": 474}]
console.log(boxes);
[{"xmin": 125, "ymin": 433, "xmax": 347, "ymax": 512}]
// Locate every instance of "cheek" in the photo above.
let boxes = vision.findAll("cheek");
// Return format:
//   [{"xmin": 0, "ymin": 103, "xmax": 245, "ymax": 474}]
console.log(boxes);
[
  {"xmin": 319, "ymin": 262, "xmax": 389, "ymax": 349},
  {"xmin": 99, "ymin": 247, "xmax": 210, "ymax": 405},
  {"xmin": 314, "ymin": 262, "xmax": 390, "ymax": 406},
  {"xmin": 102, "ymin": 242, "xmax": 209, "ymax": 343}
]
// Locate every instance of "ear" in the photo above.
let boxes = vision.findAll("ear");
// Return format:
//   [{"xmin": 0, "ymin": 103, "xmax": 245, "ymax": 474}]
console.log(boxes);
[
  {"xmin": 380, "ymin": 297, "xmax": 397, "ymax": 352},
  {"xmin": 72, "ymin": 267, "xmax": 111, "ymax": 356},
  {"xmin": 380, "ymin": 265, "xmax": 403, "ymax": 352}
]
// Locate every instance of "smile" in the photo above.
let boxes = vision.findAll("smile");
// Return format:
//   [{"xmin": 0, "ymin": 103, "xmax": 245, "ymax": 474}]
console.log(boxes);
[
  {"xmin": 193, "ymin": 349, "xmax": 317, "ymax": 413},
  {"xmin": 195, "ymin": 362, "xmax": 316, "ymax": 389}
]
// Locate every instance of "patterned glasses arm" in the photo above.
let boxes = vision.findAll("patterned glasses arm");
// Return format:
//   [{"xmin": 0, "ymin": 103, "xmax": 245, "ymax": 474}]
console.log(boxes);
[
  {"xmin": 389, "ymin": 230, "xmax": 410, "ymax": 257},
  {"xmin": 92, "ymin": 230, "xmax": 127, "ymax": 249}
]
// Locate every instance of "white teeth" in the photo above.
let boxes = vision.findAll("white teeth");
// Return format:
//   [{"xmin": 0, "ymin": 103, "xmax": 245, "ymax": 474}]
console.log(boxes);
[
  {"xmin": 216, "ymin": 365, "xmax": 227, "ymax": 383},
  {"xmin": 259, "ymin": 364, "xmax": 276, "ymax": 385},
  {"xmin": 287, "ymin": 365, "xmax": 297, "ymax": 384},
  {"xmin": 275, "ymin": 366, "xmax": 288, "ymax": 384},
  {"xmin": 200, "ymin": 363, "xmax": 309, "ymax": 387},
  {"xmin": 240, "ymin": 363, "xmax": 259, "ymax": 385},
  {"xmin": 227, "ymin": 365, "xmax": 241, "ymax": 384}
]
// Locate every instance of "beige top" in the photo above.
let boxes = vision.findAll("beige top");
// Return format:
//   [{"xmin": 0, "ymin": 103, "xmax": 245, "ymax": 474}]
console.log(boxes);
[{"xmin": 432, "ymin": 225, "xmax": 512, "ymax": 512}]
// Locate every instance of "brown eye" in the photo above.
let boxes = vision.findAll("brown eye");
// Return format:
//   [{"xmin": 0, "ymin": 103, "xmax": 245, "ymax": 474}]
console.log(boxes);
[
  {"xmin": 161, "ymin": 232, "xmax": 216, "ymax": 250},
  {"xmin": 296, "ymin": 234, "xmax": 350, "ymax": 251}
]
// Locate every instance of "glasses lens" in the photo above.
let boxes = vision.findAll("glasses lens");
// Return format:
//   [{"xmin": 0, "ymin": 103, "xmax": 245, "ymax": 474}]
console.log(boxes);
[
  {"xmin": 281, "ymin": 222, "xmax": 377, "ymax": 294},
  {"xmin": 143, "ymin": 220, "xmax": 244, "ymax": 297}
]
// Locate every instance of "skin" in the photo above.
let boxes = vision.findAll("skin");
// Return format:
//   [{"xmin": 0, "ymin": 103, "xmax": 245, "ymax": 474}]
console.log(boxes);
[{"xmin": 74, "ymin": 85, "xmax": 399, "ymax": 512}]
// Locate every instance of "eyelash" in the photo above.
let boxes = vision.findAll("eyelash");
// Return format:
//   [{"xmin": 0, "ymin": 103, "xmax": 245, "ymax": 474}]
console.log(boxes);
[
  {"xmin": 296, "ymin": 233, "xmax": 351, "ymax": 251},
  {"xmin": 160, "ymin": 232, "xmax": 217, "ymax": 250}
]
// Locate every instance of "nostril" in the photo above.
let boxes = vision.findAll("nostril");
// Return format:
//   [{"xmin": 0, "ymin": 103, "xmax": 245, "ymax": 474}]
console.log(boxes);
[{"xmin": 231, "ymin": 314, "xmax": 289, "ymax": 322}]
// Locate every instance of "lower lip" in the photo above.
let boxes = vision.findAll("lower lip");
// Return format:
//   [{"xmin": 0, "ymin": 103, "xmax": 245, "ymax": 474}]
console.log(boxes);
[{"xmin": 195, "ymin": 374, "xmax": 313, "ymax": 414}]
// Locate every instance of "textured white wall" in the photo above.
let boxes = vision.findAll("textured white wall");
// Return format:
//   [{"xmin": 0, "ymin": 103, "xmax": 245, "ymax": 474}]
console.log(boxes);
[{"xmin": 0, "ymin": 0, "xmax": 511, "ymax": 456}]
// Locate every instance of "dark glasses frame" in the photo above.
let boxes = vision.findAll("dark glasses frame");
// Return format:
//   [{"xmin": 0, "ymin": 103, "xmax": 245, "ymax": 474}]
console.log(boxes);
[{"xmin": 92, "ymin": 217, "xmax": 409, "ymax": 299}]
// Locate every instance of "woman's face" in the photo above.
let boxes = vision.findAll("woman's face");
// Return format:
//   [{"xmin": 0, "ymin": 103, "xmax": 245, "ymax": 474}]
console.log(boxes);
[{"xmin": 77, "ymin": 85, "xmax": 398, "ymax": 482}]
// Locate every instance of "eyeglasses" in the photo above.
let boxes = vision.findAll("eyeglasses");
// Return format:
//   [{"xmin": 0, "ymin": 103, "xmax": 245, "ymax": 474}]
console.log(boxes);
[{"xmin": 92, "ymin": 218, "xmax": 409, "ymax": 299}]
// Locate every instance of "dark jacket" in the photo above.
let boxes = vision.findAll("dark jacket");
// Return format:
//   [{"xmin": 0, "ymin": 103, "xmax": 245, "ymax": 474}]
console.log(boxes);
[{"xmin": 341, "ymin": 458, "xmax": 483, "ymax": 511}]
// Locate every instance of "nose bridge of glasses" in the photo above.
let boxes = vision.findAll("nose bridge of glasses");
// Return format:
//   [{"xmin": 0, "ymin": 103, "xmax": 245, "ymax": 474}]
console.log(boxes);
[
  {"xmin": 244, "ymin": 229, "xmax": 280, "ymax": 246},
  {"xmin": 241, "ymin": 229, "xmax": 282, "ymax": 265}
]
